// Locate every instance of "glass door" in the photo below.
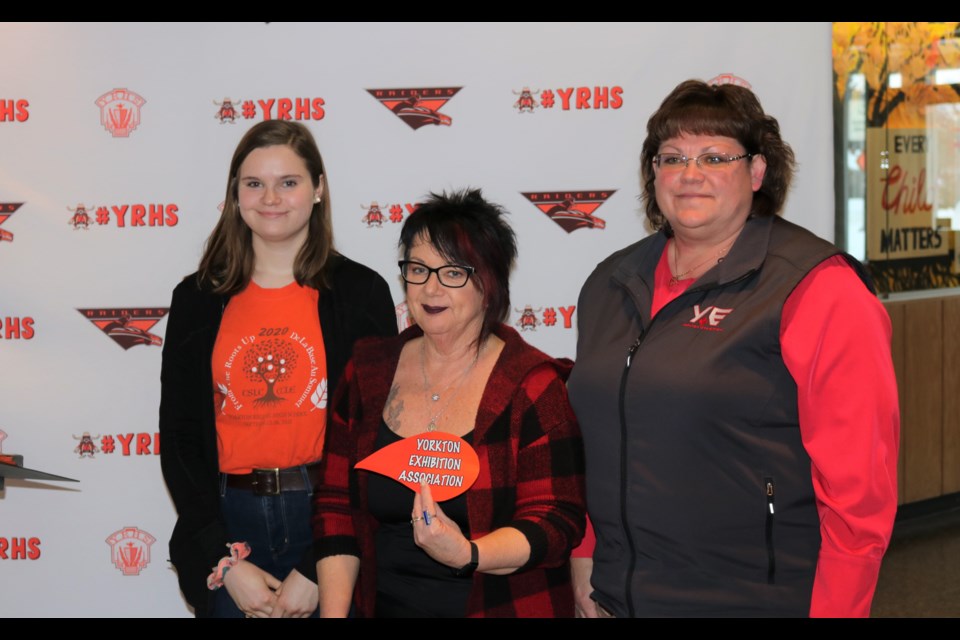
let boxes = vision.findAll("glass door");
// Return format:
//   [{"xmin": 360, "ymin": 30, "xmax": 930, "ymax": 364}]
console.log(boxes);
[{"xmin": 833, "ymin": 22, "xmax": 960, "ymax": 293}]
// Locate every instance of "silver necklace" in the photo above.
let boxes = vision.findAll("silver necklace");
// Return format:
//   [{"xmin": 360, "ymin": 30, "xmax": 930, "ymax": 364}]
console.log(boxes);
[
  {"xmin": 421, "ymin": 341, "xmax": 481, "ymax": 432},
  {"xmin": 669, "ymin": 237, "xmax": 736, "ymax": 286}
]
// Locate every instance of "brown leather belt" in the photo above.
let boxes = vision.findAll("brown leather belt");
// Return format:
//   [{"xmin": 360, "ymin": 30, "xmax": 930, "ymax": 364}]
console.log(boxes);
[{"xmin": 224, "ymin": 462, "xmax": 322, "ymax": 496}]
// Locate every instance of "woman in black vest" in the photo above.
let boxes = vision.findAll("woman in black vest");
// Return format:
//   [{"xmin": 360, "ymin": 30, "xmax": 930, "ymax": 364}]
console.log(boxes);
[{"xmin": 568, "ymin": 80, "xmax": 899, "ymax": 617}]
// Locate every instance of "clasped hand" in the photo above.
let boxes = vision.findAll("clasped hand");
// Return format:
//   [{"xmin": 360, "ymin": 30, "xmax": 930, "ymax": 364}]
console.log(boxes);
[{"xmin": 223, "ymin": 561, "xmax": 318, "ymax": 618}]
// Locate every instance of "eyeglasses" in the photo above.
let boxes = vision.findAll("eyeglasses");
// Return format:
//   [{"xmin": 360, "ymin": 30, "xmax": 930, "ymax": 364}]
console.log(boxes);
[
  {"xmin": 653, "ymin": 152, "xmax": 752, "ymax": 172},
  {"xmin": 398, "ymin": 260, "xmax": 476, "ymax": 288}
]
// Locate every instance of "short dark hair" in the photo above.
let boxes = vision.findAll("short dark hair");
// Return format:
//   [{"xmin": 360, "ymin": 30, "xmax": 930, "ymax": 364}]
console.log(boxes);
[
  {"xmin": 640, "ymin": 79, "xmax": 796, "ymax": 233},
  {"xmin": 198, "ymin": 120, "xmax": 334, "ymax": 294},
  {"xmin": 399, "ymin": 189, "xmax": 517, "ymax": 347}
]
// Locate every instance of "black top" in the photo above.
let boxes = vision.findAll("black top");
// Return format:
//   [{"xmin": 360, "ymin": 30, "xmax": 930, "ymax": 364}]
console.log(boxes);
[{"xmin": 368, "ymin": 421, "xmax": 472, "ymax": 617}]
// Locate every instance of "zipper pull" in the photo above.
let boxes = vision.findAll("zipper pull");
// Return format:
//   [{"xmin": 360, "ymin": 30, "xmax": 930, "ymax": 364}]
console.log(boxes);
[
  {"xmin": 626, "ymin": 334, "xmax": 643, "ymax": 368},
  {"xmin": 766, "ymin": 480, "xmax": 775, "ymax": 514}
]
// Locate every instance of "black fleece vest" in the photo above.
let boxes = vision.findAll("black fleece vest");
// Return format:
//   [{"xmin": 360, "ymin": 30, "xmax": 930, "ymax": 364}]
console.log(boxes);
[{"xmin": 570, "ymin": 216, "xmax": 871, "ymax": 617}]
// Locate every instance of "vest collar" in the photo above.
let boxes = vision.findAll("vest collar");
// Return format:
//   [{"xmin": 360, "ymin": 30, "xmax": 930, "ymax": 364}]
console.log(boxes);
[{"xmin": 612, "ymin": 214, "xmax": 775, "ymax": 294}]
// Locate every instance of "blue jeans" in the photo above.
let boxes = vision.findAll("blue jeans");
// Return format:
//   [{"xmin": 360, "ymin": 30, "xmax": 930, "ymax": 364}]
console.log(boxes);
[{"xmin": 211, "ymin": 468, "xmax": 316, "ymax": 618}]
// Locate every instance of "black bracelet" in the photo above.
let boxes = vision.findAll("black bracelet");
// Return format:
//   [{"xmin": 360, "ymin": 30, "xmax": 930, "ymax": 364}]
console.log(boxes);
[{"xmin": 452, "ymin": 540, "xmax": 479, "ymax": 577}]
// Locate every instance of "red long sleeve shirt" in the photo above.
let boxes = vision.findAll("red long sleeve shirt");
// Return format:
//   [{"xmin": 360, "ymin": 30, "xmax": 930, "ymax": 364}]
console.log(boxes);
[{"xmin": 575, "ymin": 252, "xmax": 899, "ymax": 618}]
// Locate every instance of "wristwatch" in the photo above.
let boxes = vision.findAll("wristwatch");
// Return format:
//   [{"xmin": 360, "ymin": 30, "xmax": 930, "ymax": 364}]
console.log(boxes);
[{"xmin": 453, "ymin": 541, "xmax": 479, "ymax": 577}]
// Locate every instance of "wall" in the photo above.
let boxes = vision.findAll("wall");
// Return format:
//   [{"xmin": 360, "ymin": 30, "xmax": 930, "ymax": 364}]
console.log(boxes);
[
  {"xmin": 885, "ymin": 295, "xmax": 960, "ymax": 504},
  {"xmin": 0, "ymin": 22, "xmax": 834, "ymax": 616}
]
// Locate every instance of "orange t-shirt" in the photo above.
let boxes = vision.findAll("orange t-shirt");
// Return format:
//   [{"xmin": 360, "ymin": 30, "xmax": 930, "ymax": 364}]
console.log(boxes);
[{"xmin": 211, "ymin": 281, "xmax": 328, "ymax": 474}]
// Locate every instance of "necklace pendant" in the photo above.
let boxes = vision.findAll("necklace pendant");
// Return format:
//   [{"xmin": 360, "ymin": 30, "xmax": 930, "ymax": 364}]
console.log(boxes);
[
  {"xmin": 669, "ymin": 276, "xmax": 680, "ymax": 286},
  {"xmin": 431, "ymin": 393, "xmax": 440, "ymax": 402},
  {"xmin": 427, "ymin": 422, "xmax": 437, "ymax": 432}
]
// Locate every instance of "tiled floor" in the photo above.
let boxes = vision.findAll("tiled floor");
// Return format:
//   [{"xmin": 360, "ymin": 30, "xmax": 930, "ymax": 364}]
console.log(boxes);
[{"xmin": 871, "ymin": 503, "xmax": 960, "ymax": 617}]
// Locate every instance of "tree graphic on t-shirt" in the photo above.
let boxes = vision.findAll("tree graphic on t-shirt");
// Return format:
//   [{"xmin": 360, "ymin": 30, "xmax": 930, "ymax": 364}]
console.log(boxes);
[{"xmin": 243, "ymin": 338, "xmax": 298, "ymax": 406}]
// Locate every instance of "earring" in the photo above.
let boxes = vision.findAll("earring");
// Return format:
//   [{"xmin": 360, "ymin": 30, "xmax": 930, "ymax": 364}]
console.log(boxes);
[{"xmin": 313, "ymin": 195, "xmax": 322, "ymax": 204}]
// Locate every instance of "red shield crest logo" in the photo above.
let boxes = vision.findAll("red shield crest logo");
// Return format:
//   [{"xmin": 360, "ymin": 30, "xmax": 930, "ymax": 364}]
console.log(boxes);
[
  {"xmin": 395, "ymin": 302, "xmax": 414, "ymax": 330},
  {"xmin": 707, "ymin": 74, "xmax": 752, "ymax": 89},
  {"xmin": 96, "ymin": 88, "xmax": 146, "ymax": 138},
  {"xmin": 105, "ymin": 527, "xmax": 156, "ymax": 576}
]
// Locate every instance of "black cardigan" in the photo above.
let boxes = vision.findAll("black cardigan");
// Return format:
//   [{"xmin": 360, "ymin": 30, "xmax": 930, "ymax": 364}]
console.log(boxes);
[{"xmin": 159, "ymin": 254, "xmax": 397, "ymax": 614}]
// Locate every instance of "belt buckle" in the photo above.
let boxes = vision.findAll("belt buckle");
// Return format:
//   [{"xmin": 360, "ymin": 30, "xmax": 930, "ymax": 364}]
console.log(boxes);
[{"xmin": 252, "ymin": 468, "xmax": 281, "ymax": 496}]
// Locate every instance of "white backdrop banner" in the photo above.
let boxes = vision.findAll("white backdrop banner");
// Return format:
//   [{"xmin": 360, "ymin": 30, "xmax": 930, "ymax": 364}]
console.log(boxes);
[{"xmin": 0, "ymin": 22, "xmax": 833, "ymax": 617}]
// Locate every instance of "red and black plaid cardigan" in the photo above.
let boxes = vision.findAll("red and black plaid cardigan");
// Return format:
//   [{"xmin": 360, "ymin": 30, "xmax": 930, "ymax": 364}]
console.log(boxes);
[{"xmin": 312, "ymin": 323, "xmax": 586, "ymax": 617}]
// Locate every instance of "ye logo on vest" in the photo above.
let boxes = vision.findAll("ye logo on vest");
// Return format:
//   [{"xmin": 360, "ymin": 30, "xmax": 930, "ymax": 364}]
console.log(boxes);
[{"xmin": 686, "ymin": 305, "xmax": 733, "ymax": 330}]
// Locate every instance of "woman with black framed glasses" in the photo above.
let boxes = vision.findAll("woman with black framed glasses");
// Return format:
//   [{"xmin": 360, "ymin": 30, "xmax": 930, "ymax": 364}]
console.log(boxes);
[{"xmin": 312, "ymin": 188, "xmax": 586, "ymax": 617}]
